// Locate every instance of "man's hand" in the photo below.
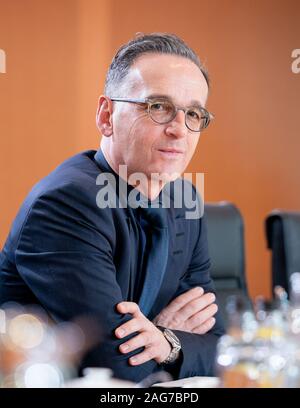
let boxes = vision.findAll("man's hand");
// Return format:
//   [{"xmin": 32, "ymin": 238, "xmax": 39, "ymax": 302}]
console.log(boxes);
[
  {"xmin": 115, "ymin": 302, "xmax": 171, "ymax": 366},
  {"xmin": 153, "ymin": 287, "xmax": 218, "ymax": 334}
]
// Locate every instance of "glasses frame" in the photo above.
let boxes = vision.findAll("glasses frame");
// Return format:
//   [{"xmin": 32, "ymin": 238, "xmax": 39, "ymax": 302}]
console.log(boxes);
[{"xmin": 110, "ymin": 97, "xmax": 214, "ymax": 132}]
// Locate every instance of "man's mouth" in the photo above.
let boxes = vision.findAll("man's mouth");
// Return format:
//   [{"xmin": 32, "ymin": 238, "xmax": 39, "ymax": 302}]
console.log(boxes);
[{"xmin": 157, "ymin": 148, "xmax": 184, "ymax": 156}]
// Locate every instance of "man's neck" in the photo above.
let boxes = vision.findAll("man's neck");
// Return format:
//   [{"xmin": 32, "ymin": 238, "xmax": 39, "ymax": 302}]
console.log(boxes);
[{"xmin": 100, "ymin": 144, "xmax": 165, "ymax": 201}]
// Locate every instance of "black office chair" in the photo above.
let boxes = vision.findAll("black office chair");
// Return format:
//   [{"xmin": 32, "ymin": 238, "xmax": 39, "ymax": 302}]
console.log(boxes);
[
  {"xmin": 265, "ymin": 210, "xmax": 300, "ymax": 297},
  {"xmin": 204, "ymin": 202, "xmax": 249, "ymax": 327}
]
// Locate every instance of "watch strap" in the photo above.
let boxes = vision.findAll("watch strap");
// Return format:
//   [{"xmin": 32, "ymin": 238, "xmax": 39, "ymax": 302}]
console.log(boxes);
[{"xmin": 157, "ymin": 326, "xmax": 181, "ymax": 365}]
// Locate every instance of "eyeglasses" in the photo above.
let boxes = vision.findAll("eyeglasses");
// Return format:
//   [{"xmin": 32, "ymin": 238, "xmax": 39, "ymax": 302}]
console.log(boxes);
[{"xmin": 110, "ymin": 97, "xmax": 214, "ymax": 132}]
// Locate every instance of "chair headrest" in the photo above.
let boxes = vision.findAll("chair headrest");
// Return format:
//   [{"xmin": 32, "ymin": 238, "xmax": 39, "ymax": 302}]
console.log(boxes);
[
  {"xmin": 266, "ymin": 210, "xmax": 300, "ymax": 249},
  {"xmin": 265, "ymin": 210, "xmax": 300, "ymax": 279},
  {"xmin": 204, "ymin": 202, "xmax": 245, "ymax": 281}
]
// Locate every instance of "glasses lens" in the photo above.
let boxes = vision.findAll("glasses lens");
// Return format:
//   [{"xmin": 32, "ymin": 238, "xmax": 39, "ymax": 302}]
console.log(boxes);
[
  {"xmin": 186, "ymin": 108, "xmax": 210, "ymax": 132},
  {"xmin": 149, "ymin": 101, "xmax": 175, "ymax": 124}
]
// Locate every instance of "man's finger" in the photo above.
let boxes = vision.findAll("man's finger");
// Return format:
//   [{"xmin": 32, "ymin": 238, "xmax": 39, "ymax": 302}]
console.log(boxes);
[
  {"xmin": 187, "ymin": 303, "xmax": 218, "ymax": 329},
  {"xmin": 115, "ymin": 317, "xmax": 143, "ymax": 339},
  {"xmin": 192, "ymin": 317, "xmax": 216, "ymax": 335},
  {"xmin": 119, "ymin": 332, "xmax": 149, "ymax": 354},
  {"xmin": 178, "ymin": 292, "xmax": 216, "ymax": 320},
  {"xmin": 163, "ymin": 287, "xmax": 204, "ymax": 313},
  {"xmin": 129, "ymin": 347, "xmax": 155, "ymax": 366},
  {"xmin": 116, "ymin": 301, "xmax": 141, "ymax": 316}
]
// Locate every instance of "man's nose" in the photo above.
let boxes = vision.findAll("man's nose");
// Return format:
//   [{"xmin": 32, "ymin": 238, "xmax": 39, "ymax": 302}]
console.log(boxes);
[{"xmin": 164, "ymin": 110, "xmax": 187, "ymax": 139}]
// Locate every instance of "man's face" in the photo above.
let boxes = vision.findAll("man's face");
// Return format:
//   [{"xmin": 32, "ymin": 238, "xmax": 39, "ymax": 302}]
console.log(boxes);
[{"xmin": 108, "ymin": 53, "xmax": 209, "ymax": 182}]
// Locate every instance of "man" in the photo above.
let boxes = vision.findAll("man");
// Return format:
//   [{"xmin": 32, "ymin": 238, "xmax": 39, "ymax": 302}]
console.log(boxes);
[{"xmin": 0, "ymin": 33, "xmax": 224, "ymax": 383}]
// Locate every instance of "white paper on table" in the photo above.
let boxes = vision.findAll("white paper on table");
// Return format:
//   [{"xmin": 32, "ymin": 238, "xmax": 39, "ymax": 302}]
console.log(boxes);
[{"xmin": 153, "ymin": 376, "xmax": 220, "ymax": 388}]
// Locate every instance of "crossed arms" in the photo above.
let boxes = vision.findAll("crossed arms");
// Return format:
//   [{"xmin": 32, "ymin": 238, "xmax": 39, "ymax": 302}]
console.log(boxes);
[{"xmin": 5, "ymin": 182, "xmax": 224, "ymax": 382}]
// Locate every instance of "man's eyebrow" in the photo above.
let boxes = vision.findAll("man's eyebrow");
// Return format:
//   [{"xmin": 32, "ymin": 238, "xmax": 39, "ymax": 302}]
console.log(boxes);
[{"xmin": 146, "ymin": 93, "xmax": 204, "ymax": 108}]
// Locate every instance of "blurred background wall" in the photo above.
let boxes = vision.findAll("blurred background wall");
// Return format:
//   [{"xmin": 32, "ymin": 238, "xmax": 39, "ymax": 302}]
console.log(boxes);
[{"xmin": 0, "ymin": 0, "xmax": 299, "ymax": 300}]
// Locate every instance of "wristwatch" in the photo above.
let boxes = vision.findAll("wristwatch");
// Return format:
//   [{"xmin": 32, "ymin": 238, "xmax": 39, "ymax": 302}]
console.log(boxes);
[{"xmin": 158, "ymin": 327, "xmax": 181, "ymax": 364}]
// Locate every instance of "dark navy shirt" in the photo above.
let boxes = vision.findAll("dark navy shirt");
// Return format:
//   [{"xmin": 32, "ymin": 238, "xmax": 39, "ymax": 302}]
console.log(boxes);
[{"xmin": 96, "ymin": 150, "xmax": 155, "ymax": 303}]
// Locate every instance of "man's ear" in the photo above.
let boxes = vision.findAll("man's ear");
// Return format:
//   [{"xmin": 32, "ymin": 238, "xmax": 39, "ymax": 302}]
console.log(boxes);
[{"xmin": 96, "ymin": 96, "xmax": 113, "ymax": 136}]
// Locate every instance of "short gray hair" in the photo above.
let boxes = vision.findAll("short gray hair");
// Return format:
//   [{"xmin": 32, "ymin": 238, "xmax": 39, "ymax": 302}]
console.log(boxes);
[{"xmin": 104, "ymin": 33, "xmax": 209, "ymax": 96}]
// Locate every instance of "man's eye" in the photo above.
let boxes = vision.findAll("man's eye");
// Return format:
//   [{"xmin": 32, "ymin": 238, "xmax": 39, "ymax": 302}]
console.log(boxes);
[
  {"xmin": 151, "ymin": 102, "xmax": 166, "ymax": 111},
  {"xmin": 187, "ymin": 110, "xmax": 200, "ymax": 120}
]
